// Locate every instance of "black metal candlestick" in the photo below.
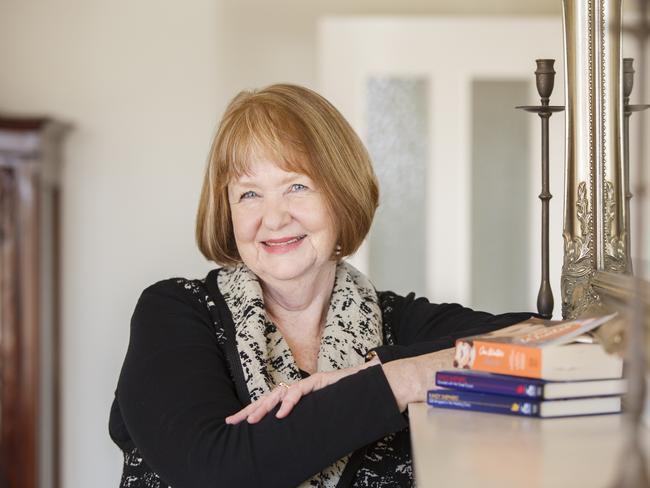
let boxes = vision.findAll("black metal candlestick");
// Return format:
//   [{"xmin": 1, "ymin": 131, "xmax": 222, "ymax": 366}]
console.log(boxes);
[
  {"xmin": 622, "ymin": 57, "xmax": 650, "ymax": 274},
  {"xmin": 516, "ymin": 59, "xmax": 564, "ymax": 319}
]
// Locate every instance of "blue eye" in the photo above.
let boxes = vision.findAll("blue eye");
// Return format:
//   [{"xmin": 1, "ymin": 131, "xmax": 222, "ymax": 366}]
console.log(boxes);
[
  {"xmin": 290, "ymin": 183, "xmax": 308, "ymax": 192},
  {"xmin": 240, "ymin": 190, "xmax": 258, "ymax": 200}
]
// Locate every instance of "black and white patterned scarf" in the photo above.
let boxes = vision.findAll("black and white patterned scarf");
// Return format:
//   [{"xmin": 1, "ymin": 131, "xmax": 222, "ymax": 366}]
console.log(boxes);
[{"xmin": 217, "ymin": 261, "xmax": 384, "ymax": 488}]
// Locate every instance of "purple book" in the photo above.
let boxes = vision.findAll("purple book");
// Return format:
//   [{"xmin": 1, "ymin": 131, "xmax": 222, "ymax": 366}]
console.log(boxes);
[
  {"xmin": 435, "ymin": 370, "xmax": 626, "ymax": 400},
  {"xmin": 426, "ymin": 389, "xmax": 621, "ymax": 418}
]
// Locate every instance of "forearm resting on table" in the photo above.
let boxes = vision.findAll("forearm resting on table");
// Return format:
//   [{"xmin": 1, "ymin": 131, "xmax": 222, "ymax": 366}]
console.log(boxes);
[
  {"xmin": 227, "ymin": 349, "xmax": 453, "ymax": 424},
  {"xmin": 382, "ymin": 347, "xmax": 455, "ymax": 412}
]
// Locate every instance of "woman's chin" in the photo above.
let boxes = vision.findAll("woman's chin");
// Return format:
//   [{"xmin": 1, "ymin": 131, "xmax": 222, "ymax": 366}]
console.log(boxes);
[
  {"xmin": 255, "ymin": 255, "xmax": 329, "ymax": 283},
  {"xmin": 260, "ymin": 262, "xmax": 313, "ymax": 282}
]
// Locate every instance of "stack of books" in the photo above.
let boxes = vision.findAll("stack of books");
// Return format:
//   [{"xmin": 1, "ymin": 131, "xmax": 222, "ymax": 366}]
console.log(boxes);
[{"xmin": 427, "ymin": 314, "xmax": 626, "ymax": 418}]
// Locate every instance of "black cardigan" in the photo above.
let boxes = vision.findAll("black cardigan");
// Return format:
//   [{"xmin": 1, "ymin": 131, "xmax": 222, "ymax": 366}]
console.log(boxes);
[{"xmin": 109, "ymin": 269, "xmax": 532, "ymax": 488}]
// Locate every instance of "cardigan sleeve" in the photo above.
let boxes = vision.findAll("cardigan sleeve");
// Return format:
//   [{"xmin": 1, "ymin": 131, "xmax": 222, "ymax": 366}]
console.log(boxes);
[
  {"xmin": 371, "ymin": 291, "xmax": 535, "ymax": 363},
  {"xmin": 112, "ymin": 280, "xmax": 407, "ymax": 488}
]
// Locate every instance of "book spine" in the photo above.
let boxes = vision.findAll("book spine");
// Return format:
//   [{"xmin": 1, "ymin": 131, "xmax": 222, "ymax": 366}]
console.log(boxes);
[
  {"xmin": 435, "ymin": 372, "xmax": 544, "ymax": 398},
  {"xmin": 427, "ymin": 390, "xmax": 540, "ymax": 417},
  {"xmin": 455, "ymin": 339, "xmax": 543, "ymax": 378}
]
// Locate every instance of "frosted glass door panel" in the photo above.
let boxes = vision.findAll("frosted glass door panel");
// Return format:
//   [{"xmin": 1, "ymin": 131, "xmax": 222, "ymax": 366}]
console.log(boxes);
[
  {"xmin": 470, "ymin": 80, "xmax": 530, "ymax": 313},
  {"xmin": 366, "ymin": 77, "xmax": 428, "ymax": 297}
]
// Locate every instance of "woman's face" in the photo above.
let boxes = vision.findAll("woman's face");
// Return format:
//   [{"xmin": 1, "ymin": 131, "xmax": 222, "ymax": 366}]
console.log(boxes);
[{"xmin": 227, "ymin": 151, "xmax": 337, "ymax": 284}]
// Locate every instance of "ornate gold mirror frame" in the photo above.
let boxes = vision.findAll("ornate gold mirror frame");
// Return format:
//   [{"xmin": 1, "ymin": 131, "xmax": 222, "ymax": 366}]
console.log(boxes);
[
  {"xmin": 561, "ymin": 0, "xmax": 631, "ymax": 319},
  {"xmin": 561, "ymin": 0, "xmax": 650, "ymax": 320}
]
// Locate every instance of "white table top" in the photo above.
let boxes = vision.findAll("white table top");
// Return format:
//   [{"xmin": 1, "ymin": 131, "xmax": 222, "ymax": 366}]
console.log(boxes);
[{"xmin": 408, "ymin": 402, "xmax": 650, "ymax": 488}]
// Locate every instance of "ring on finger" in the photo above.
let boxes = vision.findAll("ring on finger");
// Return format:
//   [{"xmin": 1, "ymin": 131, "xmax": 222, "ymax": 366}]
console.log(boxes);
[{"xmin": 277, "ymin": 382, "xmax": 290, "ymax": 391}]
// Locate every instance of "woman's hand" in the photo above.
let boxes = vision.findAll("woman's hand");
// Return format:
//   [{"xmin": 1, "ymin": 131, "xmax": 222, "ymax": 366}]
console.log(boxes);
[
  {"xmin": 381, "ymin": 347, "xmax": 456, "ymax": 412},
  {"xmin": 225, "ymin": 356, "xmax": 381, "ymax": 425}
]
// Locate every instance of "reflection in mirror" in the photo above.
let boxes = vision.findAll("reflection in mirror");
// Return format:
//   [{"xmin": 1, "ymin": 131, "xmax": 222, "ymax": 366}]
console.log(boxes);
[{"xmin": 622, "ymin": 27, "xmax": 650, "ymax": 278}]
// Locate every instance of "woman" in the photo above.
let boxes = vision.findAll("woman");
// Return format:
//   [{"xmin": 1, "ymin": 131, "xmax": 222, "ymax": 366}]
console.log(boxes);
[{"xmin": 109, "ymin": 84, "xmax": 531, "ymax": 488}]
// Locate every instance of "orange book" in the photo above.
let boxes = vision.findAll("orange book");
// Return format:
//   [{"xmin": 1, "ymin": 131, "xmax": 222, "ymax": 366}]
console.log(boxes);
[{"xmin": 453, "ymin": 314, "xmax": 622, "ymax": 381}]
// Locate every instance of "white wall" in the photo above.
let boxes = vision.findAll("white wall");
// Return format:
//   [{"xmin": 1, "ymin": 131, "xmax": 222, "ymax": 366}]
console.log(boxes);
[
  {"xmin": 217, "ymin": 0, "xmax": 560, "ymax": 96},
  {"xmin": 3, "ymin": 1, "xmax": 628, "ymax": 487},
  {"xmin": 0, "ymin": 1, "xmax": 222, "ymax": 486}
]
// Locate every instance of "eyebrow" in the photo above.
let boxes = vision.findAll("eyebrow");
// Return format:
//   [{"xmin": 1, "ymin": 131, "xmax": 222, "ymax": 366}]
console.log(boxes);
[{"xmin": 232, "ymin": 172, "xmax": 307, "ymax": 187}]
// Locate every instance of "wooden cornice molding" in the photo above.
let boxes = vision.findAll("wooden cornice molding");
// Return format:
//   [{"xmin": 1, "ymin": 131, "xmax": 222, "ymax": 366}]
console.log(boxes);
[{"xmin": 0, "ymin": 116, "xmax": 50, "ymax": 132}]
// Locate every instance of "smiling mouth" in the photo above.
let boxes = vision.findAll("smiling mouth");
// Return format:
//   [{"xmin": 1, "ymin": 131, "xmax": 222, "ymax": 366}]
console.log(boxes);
[{"xmin": 262, "ymin": 235, "xmax": 307, "ymax": 247}]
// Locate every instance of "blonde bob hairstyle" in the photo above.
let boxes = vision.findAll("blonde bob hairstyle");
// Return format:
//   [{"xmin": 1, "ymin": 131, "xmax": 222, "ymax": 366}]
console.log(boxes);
[{"xmin": 196, "ymin": 84, "xmax": 380, "ymax": 266}]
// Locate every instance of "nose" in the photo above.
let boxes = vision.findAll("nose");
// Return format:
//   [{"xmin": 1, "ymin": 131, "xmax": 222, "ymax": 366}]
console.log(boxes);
[{"xmin": 261, "ymin": 195, "xmax": 292, "ymax": 231}]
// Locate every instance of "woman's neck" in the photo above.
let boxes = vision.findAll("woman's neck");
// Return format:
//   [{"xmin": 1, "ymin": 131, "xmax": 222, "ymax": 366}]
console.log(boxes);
[{"xmin": 261, "ymin": 262, "xmax": 337, "ymax": 338}]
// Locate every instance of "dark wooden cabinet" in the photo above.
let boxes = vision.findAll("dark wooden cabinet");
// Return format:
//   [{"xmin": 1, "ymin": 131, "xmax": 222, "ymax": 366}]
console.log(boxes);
[{"xmin": 0, "ymin": 117, "xmax": 65, "ymax": 488}]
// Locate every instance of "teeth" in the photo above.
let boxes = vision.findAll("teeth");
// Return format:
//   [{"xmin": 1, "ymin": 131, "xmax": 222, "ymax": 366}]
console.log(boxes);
[{"xmin": 265, "ymin": 236, "xmax": 304, "ymax": 246}]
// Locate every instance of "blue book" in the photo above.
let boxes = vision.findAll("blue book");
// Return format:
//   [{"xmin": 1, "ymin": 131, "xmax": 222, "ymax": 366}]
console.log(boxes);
[
  {"xmin": 435, "ymin": 370, "xmax": 626, "ymax": 400},
  {"xmin": 427, "ymin": 389, "xmax": 621, "ymax": 418}
]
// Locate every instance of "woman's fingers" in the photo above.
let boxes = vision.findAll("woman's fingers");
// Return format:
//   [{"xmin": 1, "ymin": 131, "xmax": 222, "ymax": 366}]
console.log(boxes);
[
  {"xmin": 225, "ymin": 399, "xmax": 261, "ymax": 424},
  {"xmin": 275, "ymin": 369, "xmax": 359, "ymax": 418},
  {"xmin": 225, "ymin": 384, "xmax": 290, "ymax": 425},
  {"xmin": 275, "ymin": 381, "xmax": 312, "ymax": 418},
  {"xmin": 226, "ymin": 390, "xmax": 279, "ymax": 424},
  {"xmin": 226, "ymin": 365, "xmax": 370, "ymax": 424},
  {"xmin": 247, "ymin": 389, "xmax": 285, "ymax": 423},
  {"xmin": 275, "ymin": 372, "xmax": 334, "ymax": 418}
]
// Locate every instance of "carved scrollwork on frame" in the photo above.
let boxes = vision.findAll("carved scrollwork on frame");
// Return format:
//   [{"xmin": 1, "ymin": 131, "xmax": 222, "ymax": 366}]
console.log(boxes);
[
  {"xmin": 562, "ymin": 181, "xmax": 599, "ymax": 319},
  {"xmin": 561, "ymin": 178, "xmax": 629, "ymax": 319},
  {"xmin": 603, "ymin": 180, "xmax": 626, "ymax": 272}
]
